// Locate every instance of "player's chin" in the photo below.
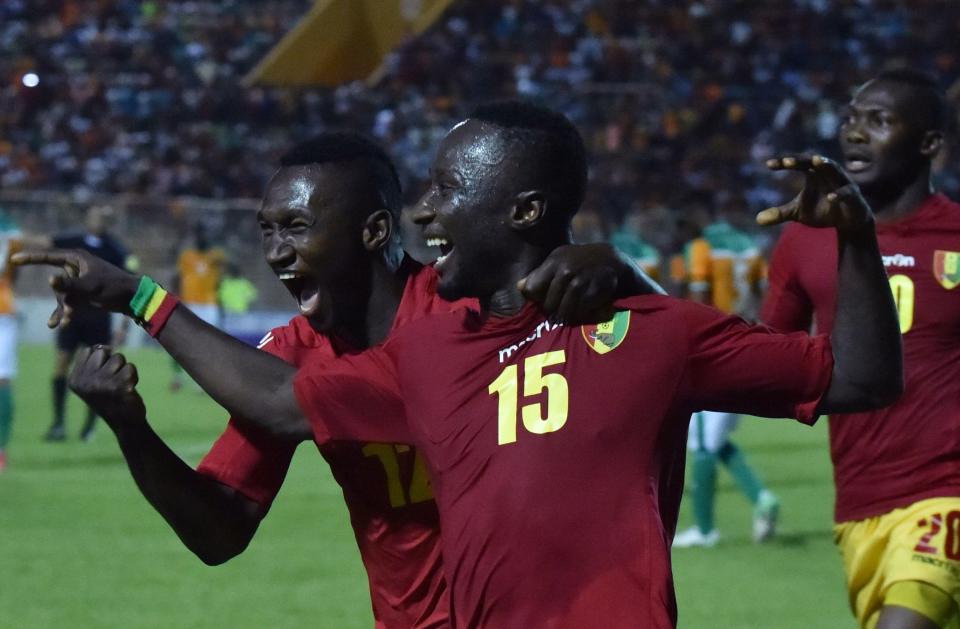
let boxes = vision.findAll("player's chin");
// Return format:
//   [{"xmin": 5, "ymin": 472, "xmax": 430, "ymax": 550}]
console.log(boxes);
[
  {"xmin": 846, "ymin": 168, "xmax": 876, "ymax": 188},
  {"xmin": 436, "ymin": 274, "xmax": 469, "ymax": 302}
]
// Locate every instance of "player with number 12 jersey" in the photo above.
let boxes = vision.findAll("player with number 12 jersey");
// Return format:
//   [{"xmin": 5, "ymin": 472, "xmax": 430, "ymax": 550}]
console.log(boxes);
[{"xmin": 198, "ymin": 260, "xmax": 454, "ymax": 629}]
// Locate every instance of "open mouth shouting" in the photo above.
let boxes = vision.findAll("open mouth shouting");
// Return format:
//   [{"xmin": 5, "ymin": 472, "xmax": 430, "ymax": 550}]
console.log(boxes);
[
  {"xmin": 843, "ymin": 150, "xmax": 873, "ymax": 173},
  {"xmin": 278, "ymin": 271, "xmax": 321, "ymax": 317},
  {"xmin": 426, "ymin": 236, "xmax": 455, "ymax": 270}
]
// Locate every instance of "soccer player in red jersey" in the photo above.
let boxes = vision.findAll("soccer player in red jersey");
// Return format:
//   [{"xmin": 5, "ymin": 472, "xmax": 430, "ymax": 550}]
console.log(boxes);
[
  {"xmin": 21, "ymin": 128, "xmax": 657, "ymax": 627},
  {"xmin": 63, "ymin": 133, "xmax": 452, "ymax": 628},
  {"xmin": 762, "ymin": 70, "xmax": 960, "ymax": 629},
  {"xmin": 285, "ymin": 102, "xmax": 900, "ymax": 627},
  {"xmin": 22, "ymin": 101, "xmax": 901, "ymax": 627}
]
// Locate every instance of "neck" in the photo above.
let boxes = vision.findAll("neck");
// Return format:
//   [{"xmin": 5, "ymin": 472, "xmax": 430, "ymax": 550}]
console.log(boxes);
[
  {"xmin": 866, "ymin": 169, "xmax": 935, "ymax": 221},
  {"xmin": 484, "ymin": 233, "xmax": 572, "ymax": 317},
  {"xmin": 330, "ymin": 255, "xmax": 409, "ymax": 349}
]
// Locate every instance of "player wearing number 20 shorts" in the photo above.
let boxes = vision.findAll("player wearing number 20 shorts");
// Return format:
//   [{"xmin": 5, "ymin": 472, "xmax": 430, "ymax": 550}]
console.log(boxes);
[{"xmin": 762, "ymin": 70, "xmax": 960, "ymax": 628}]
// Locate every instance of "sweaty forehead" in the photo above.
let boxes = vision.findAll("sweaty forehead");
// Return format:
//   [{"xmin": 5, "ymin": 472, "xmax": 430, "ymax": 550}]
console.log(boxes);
[
  {"xmin": 850, "ymin": 81, "xmax": 913, "ymax": 115},
  {"xmin": 264, "ymin": 164, "xmax": 362, "ymax": 215},
  {"xmin": 436, "ymin": 119, "xmax": 510, "ymax": 174}
]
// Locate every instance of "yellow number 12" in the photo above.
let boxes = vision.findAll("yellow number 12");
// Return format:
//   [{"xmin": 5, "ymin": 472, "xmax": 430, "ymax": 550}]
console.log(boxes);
[{"xmin": 488, "ymin": 350, "xmax": 569, "ymax": 445}]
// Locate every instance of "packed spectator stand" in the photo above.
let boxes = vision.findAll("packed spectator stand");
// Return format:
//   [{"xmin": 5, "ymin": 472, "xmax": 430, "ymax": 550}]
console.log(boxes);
[{"xmin": 2, "ymin": 0, "xmax": 958, "ymax": 304}]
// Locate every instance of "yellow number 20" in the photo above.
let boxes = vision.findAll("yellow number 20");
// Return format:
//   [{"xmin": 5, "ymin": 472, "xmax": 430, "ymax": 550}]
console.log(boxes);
[
  {"xmin": 488, "ymin": 350, "xmax": 569, "ymax": 445},
  {"xmin": 889, "ymin": 274, "xmax": 915, "ymax": 334}
]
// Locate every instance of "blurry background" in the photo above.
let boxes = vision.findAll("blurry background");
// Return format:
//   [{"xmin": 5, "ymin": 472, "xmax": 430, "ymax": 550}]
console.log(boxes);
[{"xmin": 0, "ymin": 1, "xmax": 957, "ymax": 627}]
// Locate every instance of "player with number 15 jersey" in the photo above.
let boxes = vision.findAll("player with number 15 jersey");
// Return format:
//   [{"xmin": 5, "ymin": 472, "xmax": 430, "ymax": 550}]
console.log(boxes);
[{"xmin": 294, "ymin": 294, "xmax": 834, "ymax": 628}]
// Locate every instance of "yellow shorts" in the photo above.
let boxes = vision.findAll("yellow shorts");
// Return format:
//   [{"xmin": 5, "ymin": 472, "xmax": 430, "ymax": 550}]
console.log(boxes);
[{"xmin": 835, "ymin": 497, "xmax": 960, "ymax": 628}]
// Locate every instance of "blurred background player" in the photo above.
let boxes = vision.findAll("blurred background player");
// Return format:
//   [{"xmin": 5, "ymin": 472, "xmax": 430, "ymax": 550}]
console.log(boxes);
[
  {"xmin": 217, "ymin": 262, "xmax": 258, "ymax": 336},
  {"xmin": 610, "ymin": 209, "xmax": 662, "ymax": 282},
  {"xmin": 673, "ymin": 208, "xmax": 779, "ymax": 548},
  {"xmin": 170, "ymin": 223, "xmax": 225, "ymax": 391},
  {"xmin": 0, "ymin": 211, "xmax": 22, "ymax": 471},
  {"xmin": 763, "ymin": 70, "xmax": 960, "ymax": 629},
  {"xmin": 45, "ymin": 205, "xmax": 130, "ymax": 442}
]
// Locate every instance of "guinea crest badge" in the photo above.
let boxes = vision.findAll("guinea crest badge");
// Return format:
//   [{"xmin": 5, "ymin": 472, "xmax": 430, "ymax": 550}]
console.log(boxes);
[
  {"xmin": 933, "ymin": 250, "xmax": 960, "ymax": 290},
  {"xmin": 581, "ymin": 310, "xmax": 630, "ymax": 355}
]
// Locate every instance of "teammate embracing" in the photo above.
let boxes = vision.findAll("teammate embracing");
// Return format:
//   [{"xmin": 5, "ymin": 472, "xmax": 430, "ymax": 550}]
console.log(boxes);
[{"xmin": 763, "ymin": 69, "xmax": 960, "ymax": 629}]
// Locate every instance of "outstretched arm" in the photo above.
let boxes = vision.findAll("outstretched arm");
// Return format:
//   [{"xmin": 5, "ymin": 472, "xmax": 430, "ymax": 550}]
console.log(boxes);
[
  {"xmin": 11, "ymin": 250, "xmax": 310, "ymax": 441},
  {"xmin": 758, "ymin": 155, "xmax": 903, "ymax": 413},
  {"xmin": 68, "ymin": 346, "xmax": 264, "ymax": 565}
]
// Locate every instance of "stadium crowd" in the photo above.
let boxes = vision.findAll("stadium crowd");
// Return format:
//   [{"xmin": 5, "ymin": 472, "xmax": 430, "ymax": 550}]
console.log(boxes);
[{"xmin": 3, "ymin": 1, "xmax": 958, "ymax": 235}]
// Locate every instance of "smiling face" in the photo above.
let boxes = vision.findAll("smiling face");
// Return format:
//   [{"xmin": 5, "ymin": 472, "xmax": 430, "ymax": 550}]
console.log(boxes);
[
  {"xmin": 839, "ymin": 79, "xmax": 939, "ymax": 197},
  {"xmin": 417, "ymin": 119, "xmax": 526, "ymax": 302},
  {"xmin": 257, "ymin": 163, "xmax": 374, "ymax": 329}
]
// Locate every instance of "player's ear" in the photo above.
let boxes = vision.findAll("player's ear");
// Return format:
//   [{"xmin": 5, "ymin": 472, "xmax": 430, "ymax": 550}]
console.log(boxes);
[
  {"xmin": 510, "ymin": 190, "xmax": 548, "ymax": 230},
  {"xmin": 362, "ymin": 209, "xmax": 395, "ymax": 253},
  {"xmin": 920, "ymin": 130, "xmax": 944, "ymax": 159}
]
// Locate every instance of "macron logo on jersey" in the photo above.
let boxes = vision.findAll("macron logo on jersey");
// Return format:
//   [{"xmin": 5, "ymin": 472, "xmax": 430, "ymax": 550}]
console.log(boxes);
[
  {"xmin": 497, "ymin": 319, "xmax": 564, "ymax": 363},
  {"xmin": 883, "ymin": 254, "xmax": 915, "ymax": 268},
  {"xmin": 257, "ymin": 332, "xmax": 275, "ymax": 349}
]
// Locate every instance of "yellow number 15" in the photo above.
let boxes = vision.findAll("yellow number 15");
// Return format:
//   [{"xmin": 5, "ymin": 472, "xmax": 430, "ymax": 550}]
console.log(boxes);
[{"xmin": 488, "ymin": 350, "xmax": 569, "ymax": 445}]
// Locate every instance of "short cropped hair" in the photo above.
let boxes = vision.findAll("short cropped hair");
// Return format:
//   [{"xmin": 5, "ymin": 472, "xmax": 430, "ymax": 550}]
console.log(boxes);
[
  {"xmin": 469, "ymin": 101, "xmax": 588, "ymax": 220},
  {"xmin": 873, "ymin": 68, "xmax": 948, "ymax": 131},
  {"xmin": 279, "ymin": 132, "xmax": 403, "ymax": 215}
]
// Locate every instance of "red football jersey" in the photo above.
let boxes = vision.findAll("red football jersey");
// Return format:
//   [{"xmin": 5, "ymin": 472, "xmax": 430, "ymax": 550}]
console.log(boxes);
[
  {"xmin": 295, "ymin": 295, "xmax": 833, "ymax": 628},
  {"xmin": 198, "ymin": 262, "xmax": 459, "ymax": 629},
  {"xmin": 762, "ymin": 193, "xmax": 960, "ymax": 523}
]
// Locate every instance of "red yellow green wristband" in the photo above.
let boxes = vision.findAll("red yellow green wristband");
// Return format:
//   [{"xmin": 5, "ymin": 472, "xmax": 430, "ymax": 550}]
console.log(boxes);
[{"xmin": 128, "ymin": 275, "xmax": 180, "ymax": 337}]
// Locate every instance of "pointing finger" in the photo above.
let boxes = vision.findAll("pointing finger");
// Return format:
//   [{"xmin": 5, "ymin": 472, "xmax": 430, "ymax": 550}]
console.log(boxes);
[{"xmin": 11, "ymin": 249, "xmax": 82, "ymax": 272}]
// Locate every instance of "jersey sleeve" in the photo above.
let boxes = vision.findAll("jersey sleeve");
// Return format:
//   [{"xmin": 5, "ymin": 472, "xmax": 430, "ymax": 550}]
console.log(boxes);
[
  {"xmin": 195, "ymin": 330, "xmax": 300, "ymax": 508},
  {"xmin": 294, "ymin": 344, "xmax": 414, "ymax": 445},
  {"xmin": 678, "ymin": 302, "xmax": 833, "ymax": 424},
  {"xmin": 196, "ymin": 420, "xmax": 297, "ymax": 509},
  {"xmin": 760, "ymin": 228, "xmax": 814, "ymax": 332}
]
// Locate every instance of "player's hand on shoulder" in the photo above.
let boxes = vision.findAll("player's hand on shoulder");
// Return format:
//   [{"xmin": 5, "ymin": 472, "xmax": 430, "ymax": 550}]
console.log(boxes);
[
  {"xmin": 11, "ymin": 247, "xmax": 142, "ymax": 327},
  {"xmin": 757, "ymin": 154, "xmax": 874, "ymax": 234},
  {"xmin": 68, "ymin": 345, "xmax": 146, "ymax": 426},
  {"xmin": 518, "ymin": 242, "xmax": 661, "ymax": 325}
]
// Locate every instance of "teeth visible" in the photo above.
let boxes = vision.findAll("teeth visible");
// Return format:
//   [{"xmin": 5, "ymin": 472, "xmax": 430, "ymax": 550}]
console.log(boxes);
[
  {"xmin": 426, "ymin": 237, "xmax": 449, "ymax": 248},
  {"xmin": 278, "ymin": 272, "xmax": 299, "ymax": 280},
  {"xmin": 436, "ymin": 253, "xmax": 449, "ymax": 264}
]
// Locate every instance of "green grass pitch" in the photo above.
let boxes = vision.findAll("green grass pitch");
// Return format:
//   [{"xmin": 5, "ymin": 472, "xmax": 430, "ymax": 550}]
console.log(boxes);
[{"xmin": 1, "ymin": 344, "xmax": 852, "ymax": 627}]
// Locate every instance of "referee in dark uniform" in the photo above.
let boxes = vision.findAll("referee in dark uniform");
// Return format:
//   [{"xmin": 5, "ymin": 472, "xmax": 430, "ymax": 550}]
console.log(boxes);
[{"xmin": 45, "ymin": 206, "xmax": 130, "ymax": 442}]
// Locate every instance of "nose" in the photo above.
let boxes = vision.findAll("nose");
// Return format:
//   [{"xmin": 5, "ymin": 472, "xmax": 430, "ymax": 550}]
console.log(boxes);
[
  {"xmin": 410, "ymin": 195, "xmax": 437, "ymax": 226},
  {"xmin": 265, "ymin": 235, "xmax": 295, "ymax": 268},
  {"xmin": 844, "ymin": 119, "xmax": 867, "ymax": 145}
]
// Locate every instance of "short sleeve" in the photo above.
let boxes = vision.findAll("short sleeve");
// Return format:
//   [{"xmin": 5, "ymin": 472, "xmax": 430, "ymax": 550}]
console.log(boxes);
[
  {"xmin": 294, "ymin": 344, "xmax": 414, "ymax": 445},
  {"xmin": 761, "ymin": 228, "xmax": 814, "ymax": 333},
  {"xmin": 679, "ymin": 303, "xmax": 833, "ymax": 424},
  {"xmin": 197, "ymin": 420, "xmax": 297, "ymax": 509}
]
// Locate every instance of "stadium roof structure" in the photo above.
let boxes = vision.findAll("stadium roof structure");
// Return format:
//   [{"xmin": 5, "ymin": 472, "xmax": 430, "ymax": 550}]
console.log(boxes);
[{"xmin": 243, "ymin": 0, "xmax": 455, "ymax": 87}]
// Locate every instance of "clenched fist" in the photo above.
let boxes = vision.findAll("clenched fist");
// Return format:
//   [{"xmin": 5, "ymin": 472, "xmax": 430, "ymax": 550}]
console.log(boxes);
[{"xmin": 69, "ymin": 345, "xmax": 146, "ymax": 428}]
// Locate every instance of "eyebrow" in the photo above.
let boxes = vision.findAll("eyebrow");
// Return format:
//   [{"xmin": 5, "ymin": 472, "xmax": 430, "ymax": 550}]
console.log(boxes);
[{"xmin": 846, "ymin": 104, "xmax": 896, "ymax": 115}]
